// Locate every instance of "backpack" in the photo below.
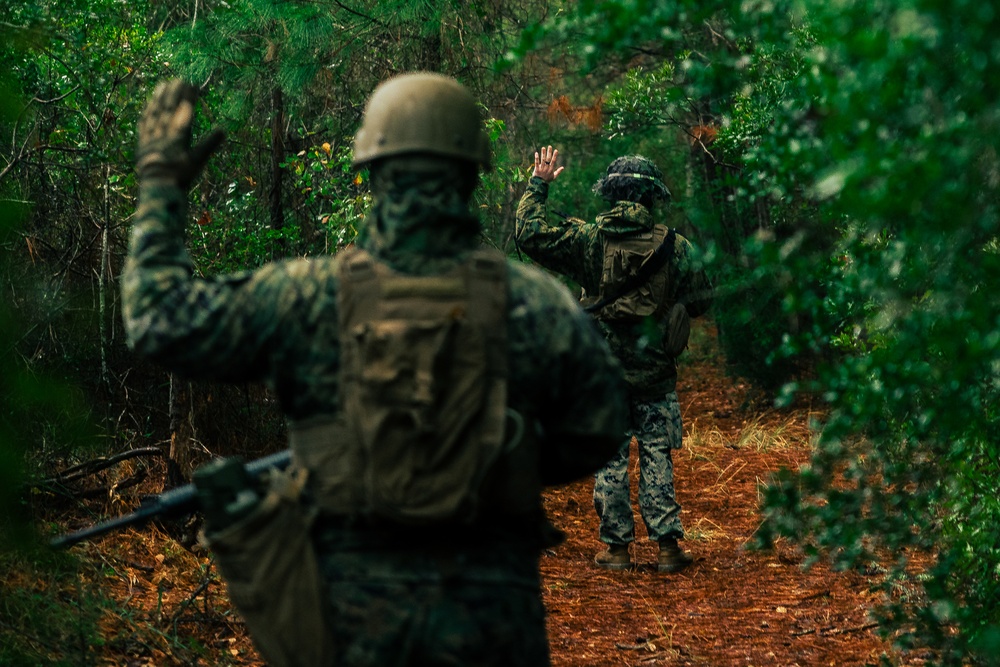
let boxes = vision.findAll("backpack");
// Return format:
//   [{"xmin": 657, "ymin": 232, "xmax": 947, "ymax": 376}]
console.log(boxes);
[
  {"xmin": 290, "ymin": 247, "xmax": 513, "ymax": 525},
  {"xmin": 583, "ymin": 224, "xmax": 691, "ymax": 357}
]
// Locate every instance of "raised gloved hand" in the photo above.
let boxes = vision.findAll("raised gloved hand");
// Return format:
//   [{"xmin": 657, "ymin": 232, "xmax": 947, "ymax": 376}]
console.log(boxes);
[{"xmin": 136, "ymin": 79, "xmax": 225, "ymax": 189}]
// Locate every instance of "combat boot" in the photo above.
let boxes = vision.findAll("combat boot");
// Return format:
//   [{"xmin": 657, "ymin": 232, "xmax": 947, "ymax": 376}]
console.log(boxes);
[
  {"xmin": 657, "ymin": 537, "xmax": 693, "ymax": 573},
  {"xmin": 594, "ymin": 543, "xmax": 632, "ymax": 570}
]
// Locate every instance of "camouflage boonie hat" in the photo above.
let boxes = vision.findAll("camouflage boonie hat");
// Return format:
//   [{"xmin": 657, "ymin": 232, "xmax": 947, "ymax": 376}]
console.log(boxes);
[{"xmin": 592, "ymin": 155, "xmax": 671, "ymax": 204}]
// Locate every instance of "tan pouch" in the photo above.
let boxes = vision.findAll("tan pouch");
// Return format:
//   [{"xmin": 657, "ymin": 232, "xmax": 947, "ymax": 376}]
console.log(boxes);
[
  {"xmin": 325, "ymin": 248, "xmax": 509, "ymax": 524},
  {"xmin": 201, "ymin": 466, "xmax": 335, "ymax": 667},
  {"xmin": 593, "ymin": 225, "xmax": 672, "ymax": 322}
]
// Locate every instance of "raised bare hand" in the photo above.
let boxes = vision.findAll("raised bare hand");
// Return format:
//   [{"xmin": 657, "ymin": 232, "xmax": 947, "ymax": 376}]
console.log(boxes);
[{"xmin": 532, "ymin": 145, "xmax": 565, "ymax": 183}]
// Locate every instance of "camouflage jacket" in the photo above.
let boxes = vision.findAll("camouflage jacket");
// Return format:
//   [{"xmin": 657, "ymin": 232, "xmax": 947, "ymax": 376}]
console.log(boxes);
[
  {"xmin": 515, "ymin": 176, "xmax": 713, "ymax": 397},
  {"xmin": 122, "ymin": 182, "xmax": 627, "ymax": 541}
]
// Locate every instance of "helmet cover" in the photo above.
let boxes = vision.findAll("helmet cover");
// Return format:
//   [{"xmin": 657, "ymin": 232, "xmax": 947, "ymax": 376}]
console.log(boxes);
[
  {"xmin": 592, "ymin": 154, "xmax": 671, "ymax": 204},
  {"xmin": 353, "ymin": 72, "xmax": 491, "ymax": 171}
]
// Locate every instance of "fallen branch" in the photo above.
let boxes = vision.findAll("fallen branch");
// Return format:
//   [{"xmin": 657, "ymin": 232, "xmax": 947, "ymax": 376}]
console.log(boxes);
[
  {"xmin": 44, "ymin": 447, "xmax": 164, "ymax": 486},
  {"xmin": 34, "ymin": 447, "xmax": 164, "ymax": 499},
  {"xmin": 792, "ymin": 622, "xmax": 879, "ymax": 637},
  {"xmin": 71, "ymin": 468, "xmax": 149, "ymax": 499},
  {"xmin": 171, "ymin": 572, "xmax": 218, "ymax": 632},
  {"xmin": 616, "ymin": 635, "xmax": 669, "ymax": 651},
  {"xmin": 114, "ymin": 557, "xmax": 155, "ymax": 574},
  {"xmin": 800, "ymin": 589, "xmax": 832, "ymax": 601}
]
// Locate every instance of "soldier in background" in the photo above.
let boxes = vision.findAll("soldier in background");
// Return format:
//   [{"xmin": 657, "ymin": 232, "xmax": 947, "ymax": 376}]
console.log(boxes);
[
  {"xmin": 123, "ymin": 75, "xmax": 626, "ymax": 666},
  {"xmin": 515, "ymin": 147, "xmax": 712, "ymax": 573}
]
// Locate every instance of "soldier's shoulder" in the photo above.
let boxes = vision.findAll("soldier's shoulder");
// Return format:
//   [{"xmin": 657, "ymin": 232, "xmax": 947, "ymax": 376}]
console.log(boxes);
[
  {"xmin": 238, "ymin": 255, "xmax": 337, "ymax": 289},
  {"xmin": 656, "ymin": 223, "xmax": 697, "ymax": 255},
  {"xmin": 505, "ymin": 261, "xmax": 604, "ymax": 362},
  {"xmin": 238, "ymin": 255, "xmax": 341, "ymax": 316},
  {"xmin": 507, "ymin": 261, "xmax": 583, "ymax": 314}
]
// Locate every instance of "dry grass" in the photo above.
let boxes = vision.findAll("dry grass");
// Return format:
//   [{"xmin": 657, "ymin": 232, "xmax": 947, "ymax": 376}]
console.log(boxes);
[
  {"xmin": 735, "ymin": 412, "xmax": 815, "ymax": 453},
  {"xmin": 683, "ymin": 419, "xmax": 730, "ymax": 460},
  {"xmin": 684, "ymin": 517, "xmax": 729, "ymax": 542},
  {"xmin": 686, "ymin": 411, "xmax": 817, "ymax": 459}
]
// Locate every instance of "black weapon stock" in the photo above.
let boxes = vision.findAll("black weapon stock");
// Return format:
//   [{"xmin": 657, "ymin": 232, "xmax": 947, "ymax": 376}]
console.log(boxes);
[{"xmin": 50, "ymin": 449, "xmax": 292, "ymax": 550}]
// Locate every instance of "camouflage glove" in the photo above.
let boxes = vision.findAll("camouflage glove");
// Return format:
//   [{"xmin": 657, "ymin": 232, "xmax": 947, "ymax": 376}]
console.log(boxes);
[
  {"xmin": 192, "ymin": 458, "xmax": 262, "ymax": 533},
  {"xmin": 136, "ymin": 79, "xmax": 225, "ymax": 189}
]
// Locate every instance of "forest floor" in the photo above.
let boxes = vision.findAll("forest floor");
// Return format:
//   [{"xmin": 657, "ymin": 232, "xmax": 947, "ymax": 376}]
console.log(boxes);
[
  {"xmin": 23, "ymin": 319, "xmax": 917, "ymax": 666},
  {"xmin": 539, "ymin": 320, "xmax": 906, "ymax": 666}
]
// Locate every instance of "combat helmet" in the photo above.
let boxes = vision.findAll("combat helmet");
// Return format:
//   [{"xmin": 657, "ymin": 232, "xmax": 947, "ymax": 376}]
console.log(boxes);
[
  {"xmin": 352, "ymin": 72, "xmax": 491, "ymax": 171},
  {"xmin": 592, "ymin": 155, "xmax": 671, "ymax": 205}
]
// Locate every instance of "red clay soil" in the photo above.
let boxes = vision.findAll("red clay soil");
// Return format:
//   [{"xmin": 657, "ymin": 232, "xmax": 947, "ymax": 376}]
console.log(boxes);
[
  {"xmin": 540, "ymin": 321, "xmax": 894, "ymax": 666},
  {"xmin": 41, "ymin": 320, "xmax": 905, "ymax": 666}
]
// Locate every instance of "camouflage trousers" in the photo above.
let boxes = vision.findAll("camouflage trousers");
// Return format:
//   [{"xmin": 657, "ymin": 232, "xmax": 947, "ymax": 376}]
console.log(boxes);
[
  {"xmin": 593, "ymin": 391, "xmax": 684, "ymax": 545},
  {"xmin": 313, "ymin": 525, "xmax": 551, "ymax": 666}
]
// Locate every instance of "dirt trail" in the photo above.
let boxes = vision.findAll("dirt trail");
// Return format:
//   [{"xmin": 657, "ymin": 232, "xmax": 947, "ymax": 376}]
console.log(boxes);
[{"xmin": 542, "ymin": 321, "xmax": 890, "ymax": 666}]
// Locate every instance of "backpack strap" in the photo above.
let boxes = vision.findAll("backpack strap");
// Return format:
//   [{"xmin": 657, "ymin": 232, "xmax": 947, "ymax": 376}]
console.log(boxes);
[
  {"xmin": 338, "ymin": 247, "xmax": 380, "ymax": 330},
  {"xmin": 464, "ymin": 249, "xmax": 508, "ymax": 382},
  {"xmin": 583, "ymin": 226, "xmax": 677, "ymax": 314}
]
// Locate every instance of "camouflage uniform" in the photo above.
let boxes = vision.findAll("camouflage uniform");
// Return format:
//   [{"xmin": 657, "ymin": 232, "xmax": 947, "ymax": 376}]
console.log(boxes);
[
  {"xmin": 123, "ymin": 161, "xmax": 626, "ymax": 664},
  {"xmin": 515, "ymin": 173, "xmax": 711, "ymax": 548}
]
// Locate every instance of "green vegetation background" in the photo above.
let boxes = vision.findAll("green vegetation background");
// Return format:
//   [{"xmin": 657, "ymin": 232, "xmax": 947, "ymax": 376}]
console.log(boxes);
[{"xmin": 2, "ymin": 1, "xmax": 999, "ymax": 664}]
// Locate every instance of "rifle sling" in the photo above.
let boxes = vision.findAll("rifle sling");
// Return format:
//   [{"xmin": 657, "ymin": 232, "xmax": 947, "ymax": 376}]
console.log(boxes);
[{"xmin": 583, "ymin": 228, "xmax": 676, "ymax": 314}]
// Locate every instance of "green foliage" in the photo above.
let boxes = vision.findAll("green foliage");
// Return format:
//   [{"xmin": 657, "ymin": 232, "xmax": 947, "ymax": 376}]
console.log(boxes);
[
  {"xmin": 0, "ymin": 47, "xmax": 103, "ymax": 548},
  {"xmin": 477, "ymin": 115, "xmax": 534, "ymax": 251},
  {"xmin": 0, "ymin": 551, "xmax": 106, "ymax": 666},
  {"xmin": 158, "ymin": 0, "xmax": 552, "ymax": 264},
  {"xmin": 745, "ymin": 9, "xmax": 1000, "ymax": 659},
  {"xmin": 603, "ymin": 63, "xmax": 683, "ymax": 139},
  {"xmin": 526, "ymin": 0, "xmax": 1000, "ymax": 664},
  {"xmin": 760, "ymin": 3, "xmax": 1000, "ymax": 663},
  {"xmin": 188, "ymin": 139, "xmax": 368, "ymax": 272},
  {"xmin": 163, "ymin": 0, "xmax": 334, "ymax": 122},
  {"xmin": 1, "ymin": 0, "xmax": 162, "ymax": 399},
  {"xmin": 0, "ymin": 67, "xmax": 107, "ymax": 664},
  {"xmin": 282, "ymin": 140, "xmax": 369, "ymax": 250},
  {"xmin": 0, "ymin": 199, "xmax": 34, "ymax": 550}
]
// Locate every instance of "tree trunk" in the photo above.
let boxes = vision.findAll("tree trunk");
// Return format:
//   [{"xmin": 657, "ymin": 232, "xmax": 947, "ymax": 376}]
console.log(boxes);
[
  {"xmin": 98, "ymin": 164, "xmax": 111, "ymax": 390},
  {"xmin": 419, "ymin": 32, "xmax": 443, "ymax": 71},
  {"xmin": 269, "ymin": 86, "xmax": 286, "ymax": 257},
  {"xmin": 166, "ymin": 373, "xmax": 194, "ymax": 490}
]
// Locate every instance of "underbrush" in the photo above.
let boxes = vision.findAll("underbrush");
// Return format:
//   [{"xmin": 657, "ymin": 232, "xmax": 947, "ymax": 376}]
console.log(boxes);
[
  {"xmin": 0, "ymin": 547, "xmax": 105, "ymax": 667},
  {"xmin": 2, "ymin": 516, "xmax": 259, "ymax": 666}
]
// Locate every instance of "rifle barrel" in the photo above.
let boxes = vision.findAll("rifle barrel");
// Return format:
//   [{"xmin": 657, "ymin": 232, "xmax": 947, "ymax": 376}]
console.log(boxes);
[
  {"xmin": 50, "ymin": 449, "xmax": 292, "ymax": 550},
  {"xmin": 49, "ymin": 497, "xmax": 187, "ymax": 549}
]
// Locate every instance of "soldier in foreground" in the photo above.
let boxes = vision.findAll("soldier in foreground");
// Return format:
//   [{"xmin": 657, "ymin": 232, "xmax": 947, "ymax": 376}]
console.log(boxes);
[
  {"xmin": 123, "ymin": 75, "xmax": 626, "ymax": 666},
  {"xmin": 515, "ymin": 147, "xmax": 712, "ymax": 573}
]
